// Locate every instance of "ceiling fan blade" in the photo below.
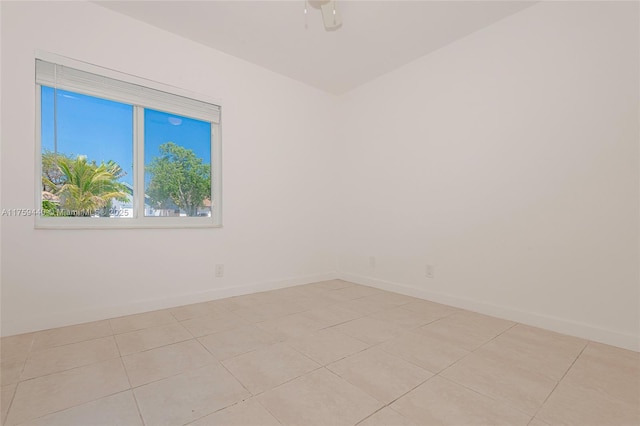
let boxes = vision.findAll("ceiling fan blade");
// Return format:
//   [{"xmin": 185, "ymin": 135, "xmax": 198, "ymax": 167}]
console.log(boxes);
[{"xmin": 320, "ymin": 1, "xmax": 342, "ymax": 30}]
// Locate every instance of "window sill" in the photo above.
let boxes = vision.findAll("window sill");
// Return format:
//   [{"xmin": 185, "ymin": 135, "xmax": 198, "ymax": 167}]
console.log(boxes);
[{"xmin": 35, "ymin": 217, "xmax": 222, "ymax": 230}]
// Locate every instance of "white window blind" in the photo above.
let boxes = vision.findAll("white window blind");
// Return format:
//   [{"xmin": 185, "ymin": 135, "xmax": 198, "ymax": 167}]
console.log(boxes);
[{"xmin": 35, "ymin": 59, "xmax": 220, "ymax": 124}]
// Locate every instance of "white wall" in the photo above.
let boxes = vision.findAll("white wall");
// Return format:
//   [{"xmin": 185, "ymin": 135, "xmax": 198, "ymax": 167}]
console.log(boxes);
[
  {"xmin": 1, "ymin": 1, "xmax": 638, "ymax": 351},
  {"xmin": 337, "ymin": 1, "xmax": 639, "ymax": 350},
  {"xmin": 0, "ymin": 1, "xmax": 339, "ymax": 336}
]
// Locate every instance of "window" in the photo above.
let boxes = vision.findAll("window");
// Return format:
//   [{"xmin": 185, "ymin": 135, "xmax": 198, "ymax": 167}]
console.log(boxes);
[{"xmin": 35, "ymin": 55, "xmax": 221, "ymax": 228}]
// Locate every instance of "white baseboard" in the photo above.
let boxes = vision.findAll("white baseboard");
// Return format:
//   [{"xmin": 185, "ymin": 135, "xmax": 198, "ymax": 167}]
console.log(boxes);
[
  {"xmin": 1, "ymin": 272, "xmax": 339, "ymax": 337},
  {"xmin": 339, "ymin": 272, "xmax": 639, "ymax": 352},
  {"xmin": 5, "ymin": 271, "xmax": 638, "ymax": 352}
]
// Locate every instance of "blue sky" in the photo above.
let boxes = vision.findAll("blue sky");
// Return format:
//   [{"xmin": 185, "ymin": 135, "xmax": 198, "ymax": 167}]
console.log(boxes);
[{"xmin": 41, "ymin": 86, "xmax": 211, "ymax": 187}]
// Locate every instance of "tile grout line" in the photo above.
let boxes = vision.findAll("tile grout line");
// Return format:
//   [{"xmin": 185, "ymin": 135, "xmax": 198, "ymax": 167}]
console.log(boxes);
[
  {"xmin": 254, "ymin": 396, "xmax": 286, "ymax": 426},
  {"xmin": 434, "ymin": 320, "xmax": 519, "ymax": 373},
  {"xmin": 192, "ymin": 336, "xmax": 256, "ymax": 400},
  {"xmin": 111, "ymin": 319, "xmax": 180, "ymax": 336},
  {"xmin": 8, "ymin": 351, "xmax": 122, "ymax": 387},
  {"xmin": 114, "ymin": 356, "xmax": 148, "ymax": 426},
  {"xmin": 23, "ymin": 298, "xmax": 508, "ymax": 424},
  {"xmin": 110, "ymin": 320, "xmax": 148, "ymax": 426},
  {"xmin": 124, "ymin": 336, "xmax": 248, "ymax": 425},
  {"xmin": 2, "ymin": 340, "xmax": 32, "ymax": 426},
  {"xmin": 527, "ymin": 415, "xmax": 552, "ymax": 426},
  {"xmin": 435, "ymin": 374, "xmax": 537, "ymax": 422},
  {"xmin": 429, "ymin": 321, "xmax": 542, "ymax": 420},
  {"xmin": 432, "ymin": 320, "xmax": 583, "ymax": 421},
  {"xmin": 119, "ymin": 337, "xmax": 214, "ymax": 389},
  {"xmin": 26, "ymin": 331, "xmax": 113, "ymax": 356},
  {"xmin": 421, "ymin": 321, "xmax": 546, "ymax": 421},
  {"xmin": 118, "ymin": 335, "xmax": 198, "ymax": 358},
  {"xmin": 247, "ymin": 364, "xmax": 327, "ymax": 399},
  {"xmin": 16, "ymin": 335, "xmax": 121, "ymax": 383},
  {"xmin": 2, "ymin": 283, "xmax": 361, "ymax": 424},
  {"xmin": 130, "ymin": 388, "xmax": 147, "ymax": 426},
  {"xmin": 351, "ymin": 368, "xmax": 436, "ymax": 426},
  {"xmin": 530, "ymin": 339, "xmax": 590, "ymax": 420},
  {"xmin": 4, "ymin": 281, "xmax": 628, "ymax": 426},
  {"xmin": 194, "ymin": 345, "xmax": 328, "ymax": 423},
  {"xmin": 114, "ymin": 318, "xmax": 148, "ymax": 426},
  {"xmin": 5, "ymin": 389, "xmax": 132, "ymax": 426}
]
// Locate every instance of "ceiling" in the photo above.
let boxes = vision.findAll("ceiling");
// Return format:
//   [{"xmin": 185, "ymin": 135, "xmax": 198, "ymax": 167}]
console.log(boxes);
[{"xmin": 96, "ymin": 1, "xmax": 535, "ymax": 95}]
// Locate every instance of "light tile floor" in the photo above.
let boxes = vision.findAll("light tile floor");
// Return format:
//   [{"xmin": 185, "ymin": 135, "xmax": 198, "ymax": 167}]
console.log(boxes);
[{"xmin": 1, "ymin": 280, "xmax": 638, "ymax": 426}]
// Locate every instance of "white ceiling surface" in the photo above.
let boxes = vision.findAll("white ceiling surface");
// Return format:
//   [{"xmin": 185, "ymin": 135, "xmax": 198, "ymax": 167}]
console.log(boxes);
[{"xmin": 96, "ymin": 1, "xmax": 535, "ymax": 94}]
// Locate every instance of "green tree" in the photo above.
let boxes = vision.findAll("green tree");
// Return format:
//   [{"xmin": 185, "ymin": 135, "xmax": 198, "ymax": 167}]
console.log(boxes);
[
  {"xmin": 43, "ymin": 155, "xmax": 129, "ymax": 216},
  {"xmin": 146, "ymin": 142, "xmax": 211, "ymax": 217},
  {"xmin": 41, "ymin": 200, "xmax": 58, "ymax": 217},
  {"xmin": 42, "ymin": 151, "xmax": 73, "ymax": 192}
]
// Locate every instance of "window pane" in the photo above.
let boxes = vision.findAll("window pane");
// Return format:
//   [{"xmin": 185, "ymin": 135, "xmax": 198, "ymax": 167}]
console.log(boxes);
[
  {"xmin": 144, "ymin": 109, "xmax": 212, "ymax": 217},
  {"xmin": 41, "ymin": 86, "xmax": 134, "ymax": 218}
]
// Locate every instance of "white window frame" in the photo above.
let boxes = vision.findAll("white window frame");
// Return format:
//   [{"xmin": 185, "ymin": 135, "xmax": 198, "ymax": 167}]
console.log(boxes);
[{"xmin": 34, "ymin": 51, "xmax": 222, "ymax": 229}]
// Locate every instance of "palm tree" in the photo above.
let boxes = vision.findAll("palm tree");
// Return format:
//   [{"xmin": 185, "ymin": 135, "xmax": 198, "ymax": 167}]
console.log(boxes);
[
  {"xmin": 42, "ymin": 150, "xmax": 71, "ymax": 192},
  {"xmin": 44, "ymin": 155, "xmax": 129, "ymax": 216}
]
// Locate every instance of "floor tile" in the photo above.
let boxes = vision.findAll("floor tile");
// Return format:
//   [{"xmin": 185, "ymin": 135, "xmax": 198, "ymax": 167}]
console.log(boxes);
[
  {"xmin": 253, "ymin": 290, "xmax": 298, "ymax": 305},
  {"xmin": 224, "ymin": 294, "xmax": 272, "ymax": 310},
  {"xmin": 258, "ymin": 369, "xmax": 383, "ymax": 426},
  {"xmin": 1, "ymin": 356, "xmax": 26, "ymax": 386},
  {"xmin": 226, "ymin": 303, "xmax": 288, "ymax": 324},
  {"xmin": 110, "ymin": 309, "xmax": 177, "ymax": 334},
  {"xmin": 358, "ymin": 407, "xmax": 417, "ymax": 426},
  {"xmin": 418, "ymin": 311, "xmax": 514, "ymax": 350},
  {"xmin": 266, "ymin": 286, "xmax": 309, "ymax": 301},
  {"xmin": 170, "ymin": 300, "xmax": 229, "ymax": 322},
  {"xmin": 222, "ymin": 343, "xmax": 320, "ymax": 394},
  {"xmin": 134, "ymin": 363, "xmax": 251, "ymax": 426},
  {"xmin": 31, "ymin": 321, "xmax": 112, "ymax": 351},
  {"xmin": 198, "ymin": 324, "xmax": 279, "ymax": 361},
  {"xmin": 391, "ymin": 376, "xmax": 531, "ymax": 426},
  {"xmin": 362, "ymin": 291, "xmax": 417, "ymax": 307},
  {"xmin": 282, "ymin": 294, "xmax": 334, "ymax": 312},
  {"xmin": 337, "ymin": 298, "xmax": 393, "ymax": 316},
  {"xmin": 188, "ymin": 398, "xmax": 281, "ymax": 426},
  {"xmin": 0, "ymin": 334, "xmax": 34, "ymax": 361},
  {"xmin": 6, "ymin": 358, "xmax": 129, "ymax": 426},
  {"xmin": 290, "ymin": 285, "xmax": 334, "ymax": 298},
  {"xmin": 115, "ymin": 323, "xmax": 192, "ymax": 356},
  {"xmin": 561, "ymin": 342, "xmax": 639, "ymax": 405},
  {"xmin": 441, "ymin": 352, "xmax": 557, "ymax": 415},
  {"xmin": 287, "ymin": 328, "xmax": 369, "ymax": 366},
  {"xmin": 400, "ymin": 299, "xmax": 457, "ymax": 318},
  {"xmin": 537, "ymin": 380, "xmax": 639, "ymax": 426},
  {"xmin": 327, "ymin": 347, "xmax": 432, "ymax": 404},
  {"xmin": 16, "ymin": 391, "xmax": 142, "ymax": 426},
  {"xmin": 122, "ymin": 339, "xmax": 216, "ymax": 387},
  {"xmin": 180, "ymin": 310, "xmax": 247, "ymax": 337},
  {"xmin": 300, "ymin": 304, "xmax": 363, "ymax": 328},
  {"xmin": 256, "ymin": 313, "xmax": 326, "ymax": 341},
  {"xmin": 324, "ymin": 285, "xmax": 381, "ymax": 302},
  {"xmin": 1, "ymin": 384, "xmax": 16, "ymax": 425},
  {"xmin": 528, "ymin": 418, "xmax": 551, "ymax": 426},
  {"xmin": 21, "ymin": 336, "xmax": 119, "ymax": 380},
  {"xmin": 4, "ymin": 281, "xmax": 636, "ymax": 426},
  {"xmin": 307, "ymin": 280, "xmax": 355, "ymax": 291},
  {"xmin": 379, "ymin": 331, "xmax": 469, "ymax": 373},
  {"xmin": 334, "ymin": 317, "xmax": 405, "ymax": 345},
  {"xmin": 369, "ymin": 306, "xmax": 443, "ymax": 329},
  {"xmin": 475, "ymin": 324, "xmax": 586, "ymax": 380}
]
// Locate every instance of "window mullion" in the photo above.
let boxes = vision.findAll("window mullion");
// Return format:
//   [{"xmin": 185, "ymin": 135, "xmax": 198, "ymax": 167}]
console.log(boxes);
[
  {"xmin": 133, "ymin": 106, "xmax": 145, "ymax": 220},
  {"xmin": 35, "ymin": 84, "xmax": 43, "ymax": 224}
]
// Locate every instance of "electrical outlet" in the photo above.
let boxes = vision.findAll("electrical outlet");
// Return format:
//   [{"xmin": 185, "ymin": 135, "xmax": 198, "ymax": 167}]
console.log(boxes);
[
  {"xmin": 425, "ymin": 264, "xmax": 434, "ymax": 279},
  {"xmin": 369, "ymin": 256, "xmax": 376, "ymax": 269},
  {"xmin": 215, "ymin": 264, "xmax": 224, "ymax": 278}
]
